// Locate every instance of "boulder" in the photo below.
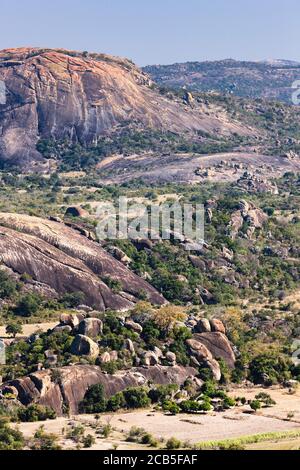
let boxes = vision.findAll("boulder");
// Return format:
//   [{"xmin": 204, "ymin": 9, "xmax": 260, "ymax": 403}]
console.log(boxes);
[
  {"xmin": 165, "ymin": 352, "xmax": 176, "ymax": 365},
  {"xmin": 70, "ymin": 335, "xmax": 99, "ymax": 359},
  {"xmin": 195, "ymin": 318, "xmax": 211, "ymax": 333},
  {"xmin": 186, "ymin": 338, "xmax": 213, "ymax": 362},
  {"xmin": 65, "ymin": 206, "xmax": 89, "ymax": 218},
  {"xmin": 193, "ymin": 332, "xmax": 235, "ymax": 368},
  {"xmin": 0, "ymin": 213, "xmax": 166, "ymax": 311},
  {"xmin": 99, "ymin": 352, "xmax": 111, "ymax": 364},
  {"xmin": 210, "ymin": 319, "xmax": 226, "ymax": 334},
  {"xmin": 229, "ymin": 200, "xmax": 268, "ymax": 239},
  {"xmin": 143, "ymin": 351, "xmax": 159, "ymax": 366},
  {"xmin": 153, "ymin": 346, "xmax": 163, "ymax": 359},
  {"xmin": 125, "ymin": 319, "xmax": 143, "ymax": 334},
  {"xmin": 60, "ymin": 313, "xmax": 83, "ymax": 329},
  {"xmin": 53, "ymin": 325, "xmax": 72, "ymax": 334},
  {"xmin": 109, "ymin": 351, "xmax": 118, "ymax": 362},
  {"xmin": 124, "ymin": 339, "xmax": 135, "ymax": 355},
  {"xmin": 205, "ymin": 358, "xmax": 222, "ymax": 381},
  {"xmin": 78, "ymin": 318, "xmax": 103, "ymax": 338},
  {"xmin": 107, "ymin": 246, "xmax": 132, "ymax": 266},
  {"xmin": 188, "ymin": 255, "xmax": 206, "ymax": 271}
]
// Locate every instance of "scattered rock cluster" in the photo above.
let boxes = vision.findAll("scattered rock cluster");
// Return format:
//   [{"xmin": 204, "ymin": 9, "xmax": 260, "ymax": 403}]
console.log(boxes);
[{"xmin": 229, "ymin": 199, "xmax": 268, "ymax": 239}]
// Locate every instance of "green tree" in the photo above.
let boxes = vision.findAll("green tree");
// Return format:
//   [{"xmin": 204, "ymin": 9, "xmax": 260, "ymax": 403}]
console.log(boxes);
[
  {"xmin": 79, "ymin": 384, "xmax": 107, "ymax": 414},
  {"xmin": 6, "ymin": 321, "xmax": 23, "ymax": 338},
  {"xmin": 250, "ymin": 400, "xmax": 261, "ymax": 413},
  {"xmin": 14, "ymin": 293, "xmax": 41, "ymax": 317},
  {"xmin": 0, "ymin": 270, "xmax": 17, "ymax": 299}
]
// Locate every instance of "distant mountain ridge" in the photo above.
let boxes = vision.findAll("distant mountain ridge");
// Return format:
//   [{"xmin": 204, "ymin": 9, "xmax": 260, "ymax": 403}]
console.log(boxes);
[{"xmin": 143, "ymin": 58, "xmax": 300, "ymax": 103}]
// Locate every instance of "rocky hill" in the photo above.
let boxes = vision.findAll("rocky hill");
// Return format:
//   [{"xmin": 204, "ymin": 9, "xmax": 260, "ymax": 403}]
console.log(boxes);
[
  {"xmin": 0, "ymin": 48, "xmax": 252, "ymax": 169},
  {"xmin": 144, "ymin": 59, "xmax": 300, "ymax": 103},
  {"xmin": 0, "ymin": 212, "xmax": 165, "ymax": 309}
]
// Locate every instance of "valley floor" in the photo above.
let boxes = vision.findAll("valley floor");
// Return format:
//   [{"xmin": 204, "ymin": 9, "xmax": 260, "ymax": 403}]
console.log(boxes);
[{"xmin": 12, "ymin": 386, "xmax": 300, "ymax": 450}]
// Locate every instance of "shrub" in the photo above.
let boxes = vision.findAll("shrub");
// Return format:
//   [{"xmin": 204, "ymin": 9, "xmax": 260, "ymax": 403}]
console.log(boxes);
[
  {"xmin": 140, "ymin": 432, "xmax": 159, "ymax": 447},
  {"xmin": 106, "ymin": 392, "xmax": 126, "ymax": 412},
  {"xmin": 102, "ymin": 423, "xmax": 112, "ymax": 438},
  {"xmin": 31, "ymin": 426, "xmax": 61, "ymax": 450},
  {"xmin": 61, "ymin": 291, "xmax": 86, "ymax": 308},
  {"xmin": 126, "ymin": 426, "xmax": 146, "ymax": 442},
  {"xmin": 162, "ymin": 400, "xmax": 181, "ymax": 415},
  {"xmin": 166, "ymin": 437, "xmax": 181, "ymax": 450},
  {"xmin": 0, "ymin": 420, "xmax": 24, "ymax": 450},
  {"xmin": 148, "ymin": 384, "xmax": 179, "ymax": 404},
  {"xmin": 17, "ymin": 404, "xmax": 56, "ymax": 422},
  {"xmin": 14, "ymin": 293, "xmax": 41, "ymax": 317},
  {"xmin": 255, "ymin": 392, "xmax": 276, "ymax": 407},
  {"xmin": 6, "ymin": 321, "xmax": 23, "ymax": 338},
  {"xmin": 249, "ymin": 353, "xmax": 292, "ymax": 385},
  {"xmin": 0, "ymin": 270, "xmax": 17, "ymax": 299},
  {"xmin": 66, "ymin": 425, "xmax": 85, "ymax": 443},
  {"xmin": 79, "ymin": 384, "xmax": 107, "ymax": 414},
  {"xmin": 250, "ymin": 400, "xmax": 261, "ymax": 412},
  {"xmin": 123, "ymin": 387, "xmax": 151, "ymax": 409},
  {"xmin": 82, "ymin": 434, "xmax": 95, "ymax": 448}
]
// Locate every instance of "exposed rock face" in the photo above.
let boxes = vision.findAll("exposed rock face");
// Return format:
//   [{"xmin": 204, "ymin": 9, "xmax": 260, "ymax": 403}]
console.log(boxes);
[
  {"xmin": 193, "ymin": 332, "xmax": 235, "ymax": 368},
  {"xmin": 186, "ymin": 338, "xmax": 213, "ymax": 362},
  {"xmin": 70, "ymin": 335, "xmax": 99, "ymax": 359},
  {"xmin": 0, "ymin": 48, "xmax": 250, "ymax": 168},
  {"xmin": 0, "ymin": 212, "xmax": 165, "ymax": 310},
  {"xmin": 186, "ymin": 338, "xmax": 221, "ymax": 381},
  {"xmin": 2, "ymin": 364, "xmax": 197, "ymax": 415}
]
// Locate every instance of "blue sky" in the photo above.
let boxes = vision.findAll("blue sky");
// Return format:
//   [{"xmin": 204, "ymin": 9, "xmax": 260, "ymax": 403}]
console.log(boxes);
[{"xmin": 0, "ymin": 0, "xmax": 299, "ymax": 65}]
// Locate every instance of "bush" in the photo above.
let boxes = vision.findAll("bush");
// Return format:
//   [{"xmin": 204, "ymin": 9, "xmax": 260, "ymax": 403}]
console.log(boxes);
[
  {"xmin": 79, "ymin": 384, "xmax": 107, "ymax": 414},
  {"xmin": 162, "ymin": 400, "xmax": 181, "ymax": 415},
  {"xmin": 106, "ymin": 392, "xmax": 126, "ymax": 412},
  {"xmin": 61, "ymin": 291, "xmax": 86, "ymax": 308},
  {"xmin": 148, "ymin": 384, "xmax": 179, "ymax": 404},
  {"xmin": 0, "ymin": 270, "xmax": 17, "ymax": 299},
  {"xmin": 17, "ymin": 404, "xmax": 56, "ymax": 422},
  {"xmin": 249, "ymin": 353, "xmax": 292, "ymax": 385},
  {"xmin": 166, "ymin": 437, "xmax": 181, "ymax": 450},
  {"xmin": 6, "ymin": 321, "xmax": 23, "ymax": 338},
  {"xmin": 14, "ymin": 293, "xmax": 41, "ymax": 317},
  {"xmin": 255, "ymin": 392, "xmax": 276, "ymax": 407},
  {"xmin": 0, "ymin": 419, "xmax": 24, "ymax": 450},
  {"xmin": 123, "ymin": 387, "xmax": 151, "ymax": 409},
  {"xmin": 250, "ymin": 400, "xmax": 261, "ymax": 412},
  {"xmin": 31, "ymin": 427, "xmax": 61, "ymax": 450},
  {"xmin": 140, "ymin": 432, "xmax": 159, "ymax": 447},
  {"xmin": 83, "ymin": 434, "xmax": 96, "ymax": 448}
]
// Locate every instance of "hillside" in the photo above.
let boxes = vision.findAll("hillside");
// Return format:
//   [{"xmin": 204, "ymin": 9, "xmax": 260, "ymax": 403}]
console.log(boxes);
[
  {"xmin": 144, "ymin": 59, "xmax": 300, "ymax": 103},
  {"xmin": 0, "ymin": 48, "xmax": 252, "ymax": 170}
]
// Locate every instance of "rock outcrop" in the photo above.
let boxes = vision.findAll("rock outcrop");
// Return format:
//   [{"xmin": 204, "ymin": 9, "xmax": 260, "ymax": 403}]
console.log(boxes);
[
  {"xmin": 192, "ymin": 332, "xmax": 236, "ymax": 369},
  {"xmin": 70, "ymin": 335, "xmax": 99, "ymax": 358},
  {"xmin": 0, "ymin": 212, "xmax": 165, "ymax": 310},
  {"xmin": 229, "ymin": 200, "xmax": 268, "ymax": 239},
  {"xmin": 0, "ymin": 48, "xmax": 251, "ymax": 169},
  {"xmin": 1, "ymin": 364, "xmax": 197, "ymax": 415}
]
